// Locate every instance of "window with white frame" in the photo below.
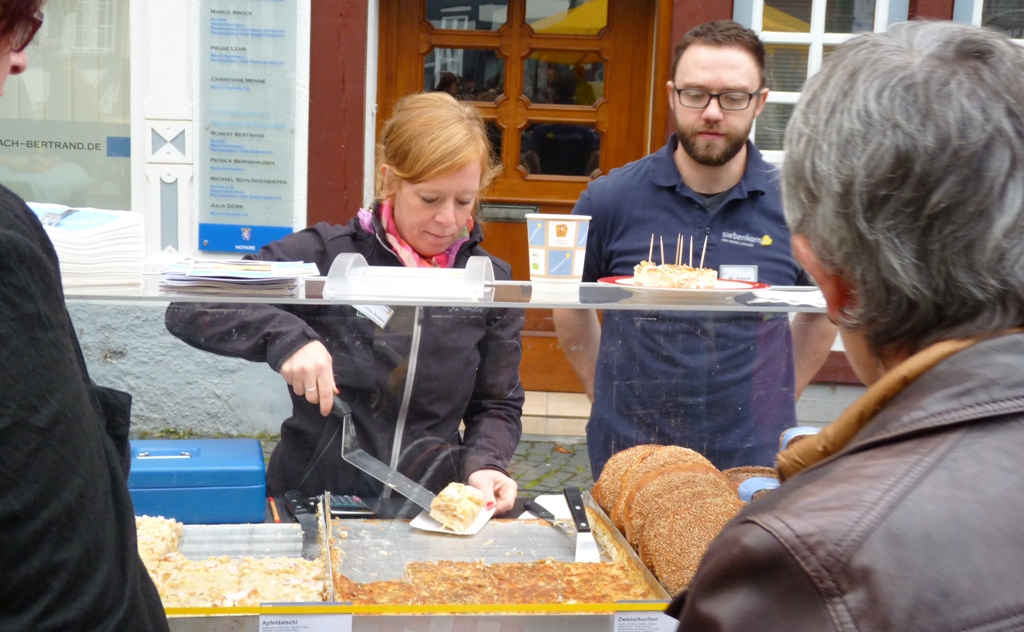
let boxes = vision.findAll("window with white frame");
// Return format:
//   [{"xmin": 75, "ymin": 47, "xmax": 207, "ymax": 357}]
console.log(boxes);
[
  {"xmin": 958, "ymin": 0, "xmax": 1024, "ymax": 43},
  {"xmin": 739, "ymin": 0, "xmax": 908, "ymax": 163}
]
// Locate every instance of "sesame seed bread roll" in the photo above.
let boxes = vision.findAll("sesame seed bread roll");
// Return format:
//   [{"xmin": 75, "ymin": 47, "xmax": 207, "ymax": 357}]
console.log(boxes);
[
  {"xmin": 591, "ymin": 444, "xmax": 663, "ymax": 514},
  {"xmin": 642, "ymin": 497, "xmax": 744, "ymax": 596},
  {"xmin": 621, "ymin": 464, "xmax": 731, "ymax": 549},
  {"xmin": 610, "ymin": 446, "xmax": 716, "ymax": 530},
  {"xmin": 722, "ymin": 466, "xmax": 778, "ymax": 492}
]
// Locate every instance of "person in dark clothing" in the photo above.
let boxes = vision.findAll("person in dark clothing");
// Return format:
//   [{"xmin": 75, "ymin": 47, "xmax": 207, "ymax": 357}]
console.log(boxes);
[
  {"xmin": 668, "ymin": 21, "xmax": 1024, "ymax": 630},
  {"xmin": 0, "ymin": 3, "xmax": 169, "ymax": 628},
  {"xmin": 166, "ymin": 92, "xmax": 525, "ymax": 514}
]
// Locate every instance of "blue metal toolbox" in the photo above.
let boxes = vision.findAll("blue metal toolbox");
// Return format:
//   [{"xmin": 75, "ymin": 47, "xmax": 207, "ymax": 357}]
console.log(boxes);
[{"xmin": 127, "ymin": 439, "xmax": 266, "ymax": 524}]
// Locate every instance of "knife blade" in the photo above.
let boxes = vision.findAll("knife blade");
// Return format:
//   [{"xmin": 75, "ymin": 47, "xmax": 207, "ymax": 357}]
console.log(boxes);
[
  {"xmin": 524, "ymin": 499, "xmax": 557, "ymax": 523},
  {"xmin": 337, "ymin": 396, "xmax": 438, "ymax": 513},
  {"xmin": 563, "ymin": 487, "xmax": 600, "ymax": 563}
]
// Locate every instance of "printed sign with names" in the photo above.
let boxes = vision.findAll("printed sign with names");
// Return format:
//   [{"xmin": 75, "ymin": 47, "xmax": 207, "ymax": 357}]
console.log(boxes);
[{"xmin": 196, "ymin": 0, "xmax": 306, "ymax": 252}]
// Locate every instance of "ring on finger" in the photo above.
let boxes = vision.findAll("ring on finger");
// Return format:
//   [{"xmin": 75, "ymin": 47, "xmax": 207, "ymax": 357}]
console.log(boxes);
[{"xmin": 305, "ymin": 386, "xmax": 318, "ymax": 392}]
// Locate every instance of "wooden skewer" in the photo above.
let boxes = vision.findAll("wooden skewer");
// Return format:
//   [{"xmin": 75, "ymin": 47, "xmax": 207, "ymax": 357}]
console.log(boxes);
[
  {"xmin": 648, "ymin": 234, "xmax": 654, "ymax": 263},
  {"xmin": 660, "ymin": 236, "xmax": 665, "ymax": 265},
  {"xmin": 689, "ymin": 235, "xmax": 693, "ymax": 267},
  {"xmin": 676, "ymin": 233, "xmax": 682, "ymax": 266},
  {"xmin": 699, "ymin": 234, "xmax": 709, "ymax": 269}
]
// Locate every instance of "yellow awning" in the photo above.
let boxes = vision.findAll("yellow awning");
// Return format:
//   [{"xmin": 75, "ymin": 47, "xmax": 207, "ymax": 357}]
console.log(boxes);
[
  {"xmin": 762, "ymin": 5, "xmax": 811, "ymax": 33},
  {"xmin": 531, "ymin": 0, "xmax": 608, "ymax": 36}
]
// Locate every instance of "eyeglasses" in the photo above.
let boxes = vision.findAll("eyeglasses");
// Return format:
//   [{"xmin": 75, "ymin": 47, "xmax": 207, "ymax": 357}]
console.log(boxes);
[
  {"xmin": 674, "ymin": 87, "xmax": 762, "ymax": 111},
  {"xmin": 8, "ymin": 11, "xmax": 44, "ymax": 53}
]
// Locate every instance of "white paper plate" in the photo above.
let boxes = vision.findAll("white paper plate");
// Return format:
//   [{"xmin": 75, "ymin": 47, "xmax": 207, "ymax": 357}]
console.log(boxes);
[{"xmin": 410, "ymin": 507, "xmax": 496, "ymax": 536}]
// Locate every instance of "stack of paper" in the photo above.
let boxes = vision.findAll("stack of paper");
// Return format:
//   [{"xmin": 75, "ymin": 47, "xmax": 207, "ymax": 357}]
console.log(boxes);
[
  {"xmin": 28, "ymin": 203, "xmax": 145, "ymax": 289},
  {"xmin": 159, "ymin": 259, "xmax": 320, "ymax": 296}
]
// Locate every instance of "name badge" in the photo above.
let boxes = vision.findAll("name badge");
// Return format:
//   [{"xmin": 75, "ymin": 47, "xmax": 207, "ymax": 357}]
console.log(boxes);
[
  {"xmin": 354, "ymin": 304, "xmax": 394, "ymax": 328},
  {"xmin": 719, "ymin": 264, "xmax": 758, "ymax": 283}
]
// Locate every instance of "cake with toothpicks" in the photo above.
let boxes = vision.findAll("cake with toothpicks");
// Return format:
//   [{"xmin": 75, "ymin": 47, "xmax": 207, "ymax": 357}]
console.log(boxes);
[
  {"xmin": 634, "ymin": 234, "xmax": 717, "ymax": 289},
  {"xmin": 633, "ymin": 261, "xmax": 718, "ymax": 289}
]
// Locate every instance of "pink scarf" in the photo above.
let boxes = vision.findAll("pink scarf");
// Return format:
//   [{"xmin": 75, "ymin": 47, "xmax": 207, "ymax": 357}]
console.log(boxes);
[{"xmin": 361, "ymin": 199, "xmax": 473, "ymax": 269}]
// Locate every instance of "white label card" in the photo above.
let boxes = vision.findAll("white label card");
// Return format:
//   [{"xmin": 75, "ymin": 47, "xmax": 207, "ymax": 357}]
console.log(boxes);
[
  {"xmin": 354, "ymin": 304, "xmax": 394, "ymax": 328},
  {"xmin": 718, "ymin": 264, "xmax": 759, "ymax": 282},
  {"xmin": 614, "ymin": 612, "xmax": 679, "ymax": 632},
  {"xmin": 258, "ymin": 614, "xmax": 352, "ymax": 632}
]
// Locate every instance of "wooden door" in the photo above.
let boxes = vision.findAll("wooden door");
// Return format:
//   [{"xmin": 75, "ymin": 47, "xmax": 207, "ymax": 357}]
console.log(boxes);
[{"xmin": 377, "ymin": 0, "xmax": 672, "ymax": 391}]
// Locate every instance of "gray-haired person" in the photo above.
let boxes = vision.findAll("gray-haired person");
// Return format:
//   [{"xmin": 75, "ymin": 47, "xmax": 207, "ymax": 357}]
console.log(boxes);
[{"xmin": 667, "ymin": 20, "xmax": 1024, "ymax": 630}]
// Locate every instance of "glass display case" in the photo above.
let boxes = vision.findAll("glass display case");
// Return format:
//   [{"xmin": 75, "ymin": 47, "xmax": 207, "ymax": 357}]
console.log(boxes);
[{"xmin": 65, "ymin": 276, "xmax": 838, "ymax": 631}]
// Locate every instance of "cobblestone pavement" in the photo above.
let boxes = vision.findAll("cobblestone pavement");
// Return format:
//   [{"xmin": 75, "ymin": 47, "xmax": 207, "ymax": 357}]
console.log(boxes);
[
  {"xmin": 508, "ymin": 436, "xmax": 593, "ymax": 496},
  {"xmin": 256, "ymin": 434, "xmax": 593, "ymax": 497}
]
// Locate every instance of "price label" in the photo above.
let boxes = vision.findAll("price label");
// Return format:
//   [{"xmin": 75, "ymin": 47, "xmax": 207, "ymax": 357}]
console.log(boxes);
[
  {"xmin": 258, "ymin": 614, "xmax": 352, "ymax": 632},
  {"xmin": 614, "ymin": 611, "xmax": 679, "ymax": 632}
]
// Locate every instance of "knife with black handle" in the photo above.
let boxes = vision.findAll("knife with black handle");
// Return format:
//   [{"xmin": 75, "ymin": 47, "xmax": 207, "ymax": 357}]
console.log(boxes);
[
  {"xmin": 523, "ymin": 499, "xmax": 557, "ymax": 522},
  {"xmin": 563, "ymin": 487, "xmax": 601, "ymax": 563}
]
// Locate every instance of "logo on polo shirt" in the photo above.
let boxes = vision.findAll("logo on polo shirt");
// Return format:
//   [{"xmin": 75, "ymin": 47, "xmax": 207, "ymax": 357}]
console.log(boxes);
[{"xmin": 722, "ymin": 231, "xmax": 772, "ymax": 248}]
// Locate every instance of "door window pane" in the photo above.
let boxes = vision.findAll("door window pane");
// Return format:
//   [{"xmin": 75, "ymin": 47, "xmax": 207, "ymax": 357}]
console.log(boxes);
[
  {"xmin": 426, "ymin": 0, "xmax": 508, "ymax": 31},
  {"xmin": 0, "ymin": 1, "xmax": 131, "ymax": 210},
  {"xmin": 983, "ymin": 0, "xmax": 1024, "ymax": 39},
  {"xmin": 424, "ymin": 49, "xmax": 505, "ymax": 102},
  {"xmin": 754, "ymin": 103, "xmax": 795, "ymax": 151},
  {"xmin": 523, "ymin": 55, "xmax": 604, "ymax": 105},
  {"xmin": 825, "ymin": 0, "xmax": 876, "ymax": 33},
  {"xmin": 486, "ymin": 121, "xmax": 503, "ymax": 162},
  {"xmin": 765, "ymin": 44, "xmax": 809, "ymax": 92},
  {"xmin": 527, "ymin": 0, "xmax": 607, "ymax": 36},
  {"xmin": 520, "ymin": 122, "xmax": 602, "ymax": 177},
  {"xmin": 763, "ymin": 0, "xmax": 812, "ymax": 33}
]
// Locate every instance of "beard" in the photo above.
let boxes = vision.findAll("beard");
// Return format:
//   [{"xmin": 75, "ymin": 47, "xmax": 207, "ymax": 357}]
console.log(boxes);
[{"xmin": 676, "ymin": 119, "xmax": 752, "ymax": 167}]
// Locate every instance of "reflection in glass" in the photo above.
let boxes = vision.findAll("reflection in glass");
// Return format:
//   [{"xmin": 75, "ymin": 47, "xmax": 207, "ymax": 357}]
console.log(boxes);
[
  {"xmin": 523, "ymin": 54, "xmax": 604, "ymax": 105},
  {"xmin": 983, "ymin": 0, "xmax": 1024, "ymax": 39},
  {"xmin": 424, "ymin": 49, "xmax": 505, "ymax": 103},
  {"xmin": 526, "ymin": 0, "xmax": 607, "ymax": 35},
  {"xmin": 0, "ymin": 1, "xmax": 131, "ymax": 210},
  {"xmin": 426, "ymin": 0, "xmax": 508, "ymax": 31},
  {"xmin": 765, "ymin": 44, "xmax": 808, "ymax": 92},
  {"xmin": 486, "ymin": 122, "xmax": 503, "ymax": 163},
  {"xmin": 754, "ymin": 103, "xmax": 794, "ymax": 152},
  {"xmin": 519, "ymin": 122, "xmax": 601, "ymax": 177},
  {"xmin": 763, "ymin": 0, "xmax": 811, "ymax": 33},
  {"xmin": 825, "ymin": 0, "xmax": 876, "ymax": 33}
]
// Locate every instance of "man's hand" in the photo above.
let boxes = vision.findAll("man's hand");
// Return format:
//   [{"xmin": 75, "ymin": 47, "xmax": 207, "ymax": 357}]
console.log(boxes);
[
  {"xmin": 467, "ymin": 469, "xmax": 518, "ymax": 515},
  {"xmin": 279, "ymin": 340, "xmax": 337, "ymax": 416},
  {"xmin": 552, "ymin": 308, "xmax": 601, "ymax": 401},
  {"xmin": 791, "ymin": 312, "xmax": 839, "ymax": 399}
]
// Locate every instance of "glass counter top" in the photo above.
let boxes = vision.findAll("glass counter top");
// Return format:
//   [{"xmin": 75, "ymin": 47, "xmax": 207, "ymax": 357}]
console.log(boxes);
[{"xmin": 65, "ymin": 275, "xmax": 826, "ymax": 313}]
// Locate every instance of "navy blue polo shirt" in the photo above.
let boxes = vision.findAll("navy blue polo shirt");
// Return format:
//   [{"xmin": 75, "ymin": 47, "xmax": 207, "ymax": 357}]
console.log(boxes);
[{"xmin": 573, "ymin": 136, "xmax": 811, "ymax": 477}]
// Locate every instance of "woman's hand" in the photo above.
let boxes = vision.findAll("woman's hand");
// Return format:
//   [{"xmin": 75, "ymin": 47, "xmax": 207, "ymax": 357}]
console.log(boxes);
[
  {"xmin": 467, "ymin": 469, "xmax": 518, "ymax": 515},
  {"xmin": 279, "ymin": 340, "xmax": 337, "ymax": 416}
]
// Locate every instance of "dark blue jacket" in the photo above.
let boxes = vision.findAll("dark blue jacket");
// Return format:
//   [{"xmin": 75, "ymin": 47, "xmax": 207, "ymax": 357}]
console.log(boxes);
[
  {"xmin": 575, "ymin": 138, "xmax": 811, "ymax": 476},
  {"xmin": 166, "ymin": 212, "xmax": 525, "ymax": 501}
]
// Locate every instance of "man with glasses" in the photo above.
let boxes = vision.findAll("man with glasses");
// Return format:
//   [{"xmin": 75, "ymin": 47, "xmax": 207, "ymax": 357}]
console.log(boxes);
[
  {"xmin": 554, "ymin": 21, "xmax": 836, "ymax": 478},
  {"xmin": 0, "ymin": 1, "xmax": 169, "ymax": 628}
]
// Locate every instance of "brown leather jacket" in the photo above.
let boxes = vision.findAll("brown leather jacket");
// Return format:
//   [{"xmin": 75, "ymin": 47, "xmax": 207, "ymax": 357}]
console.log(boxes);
[{"xmin": 667, "ymin": 333, "xmax": 1024, "ymax": 631}]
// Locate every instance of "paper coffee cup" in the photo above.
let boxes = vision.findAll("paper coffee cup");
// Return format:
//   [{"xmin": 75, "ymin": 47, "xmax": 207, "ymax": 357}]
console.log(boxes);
[{"xmin": 525, "ymin": 213, "xmax": 590, "ymax": 290}]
